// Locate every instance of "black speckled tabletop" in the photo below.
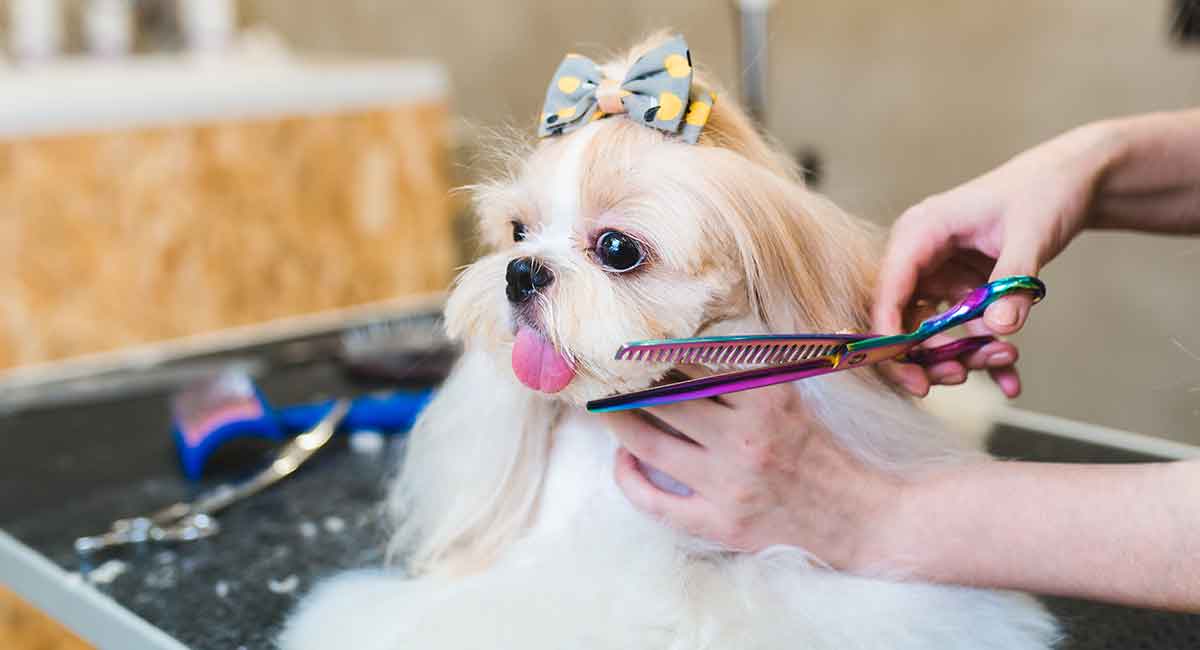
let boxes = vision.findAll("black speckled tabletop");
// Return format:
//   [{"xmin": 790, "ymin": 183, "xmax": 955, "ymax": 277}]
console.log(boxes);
[
  {"xmin": 2, "ymin": 349, "xmax": 1198, "ymax": 649},
  {"xmin": 1, "ymin": 359, "xmax": 410, "ymax": 650}
]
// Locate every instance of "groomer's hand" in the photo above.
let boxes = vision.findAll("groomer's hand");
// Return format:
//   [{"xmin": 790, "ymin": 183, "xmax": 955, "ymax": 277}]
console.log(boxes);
[
  {"xmin": 874, "ymin": 121, "xmax": 1123, "ymax": 398},
  {"xmin": 605, "ymin": 386, "xmax": 897, "ymax": 567},
  {"xmin": 607, "ymin": 391, "xmax": 1200, "ymax": 611}
]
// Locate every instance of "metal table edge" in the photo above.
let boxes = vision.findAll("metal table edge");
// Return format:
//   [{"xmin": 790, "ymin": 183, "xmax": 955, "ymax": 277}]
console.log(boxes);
[
  {"xmin": 997, "ymin": 407, "xmax": 1200, "ymax": 461},
  {"xmin": 0, "ymin": 530, "xmax": 190, "ymax": 650}
]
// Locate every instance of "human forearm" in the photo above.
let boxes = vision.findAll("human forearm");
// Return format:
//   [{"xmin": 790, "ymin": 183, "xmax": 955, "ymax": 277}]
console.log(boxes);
[
  {"xmin": 1089, "ymin": 109, "xmax": 1200, "ymax": 234},
  {"xmin": 859, "ymin": 460, "xmax": 1200, "ymax": 611}
]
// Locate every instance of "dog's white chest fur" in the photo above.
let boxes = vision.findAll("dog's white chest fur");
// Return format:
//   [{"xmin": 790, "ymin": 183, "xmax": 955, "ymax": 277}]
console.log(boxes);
[
  {"xmin": 280, "ymin": 358, "xmax": 1059, "ymax": 650},
  {"xmin": 526, "ymin": 410, "xmax": 623, "ymax": 538}
]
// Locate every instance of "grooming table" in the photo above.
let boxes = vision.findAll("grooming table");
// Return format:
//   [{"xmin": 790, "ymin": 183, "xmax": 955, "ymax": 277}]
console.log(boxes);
[{"xmin": 2, "ymin": 331, "xmax": 1198, "ymax": 649}]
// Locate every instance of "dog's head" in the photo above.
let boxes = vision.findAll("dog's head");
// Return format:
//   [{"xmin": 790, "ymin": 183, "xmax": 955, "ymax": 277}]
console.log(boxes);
[{"xmin": 446, "ymin": 34, "xmax": 881, "ymax": 405}]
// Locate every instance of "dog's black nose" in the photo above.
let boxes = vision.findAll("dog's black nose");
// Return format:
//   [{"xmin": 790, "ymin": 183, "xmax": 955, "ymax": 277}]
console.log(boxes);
[{"xmin": 506, "ymin": 257, "xmax": 554, "ymax": 303}]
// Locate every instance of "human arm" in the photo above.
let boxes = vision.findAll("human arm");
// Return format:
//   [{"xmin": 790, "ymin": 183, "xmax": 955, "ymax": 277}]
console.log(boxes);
[{"xmin": 863, "ymin": 457, "xmax": 1200, "ymax": 612}]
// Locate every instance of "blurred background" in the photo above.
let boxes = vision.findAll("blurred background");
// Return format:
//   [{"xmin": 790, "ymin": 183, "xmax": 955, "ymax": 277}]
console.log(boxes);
[
  {"xmin": 0, "ymin": 2, "xmax": 1197, "ymax": 647},
  {"xmin": 0, "ymin": 2, "xmax": 1196, "ymax": 438},
  {"xmin": 258, "ymin": 1, "xmax": 1200, "ymax": 445}
]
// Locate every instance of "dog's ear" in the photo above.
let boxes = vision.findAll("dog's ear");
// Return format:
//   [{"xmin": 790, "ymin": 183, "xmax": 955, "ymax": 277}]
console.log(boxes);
[
  {"xmin": 657, "ymin": 57, "xmax": 880, "ymax": 335},
  {"xmin": 720, "ymin": 163, "xmax": 881, "ymax": 335},
  {"xmin": 463, "ymin": 123, "xmax": 540, "ymax": 252}
]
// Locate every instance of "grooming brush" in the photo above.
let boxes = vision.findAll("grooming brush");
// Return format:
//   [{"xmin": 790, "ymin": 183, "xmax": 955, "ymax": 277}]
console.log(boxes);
[
  {"xmin": 171, "ymin": 370, "xmax": 433, "ymax": 480},
  {"xmin": 338, "ymin": 316, "xmax": 460, "ymax": 384},
  {"xmin": 587, "ymin": 276, "xmax": 1045, "ymax": 412}
]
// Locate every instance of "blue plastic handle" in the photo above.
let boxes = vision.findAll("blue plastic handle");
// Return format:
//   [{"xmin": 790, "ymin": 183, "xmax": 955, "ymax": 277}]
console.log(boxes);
[
  {"xmin": 278, "ymin": 389, "xmax": 435, "ymax": 434},
  {"xmin": 174, "ymin": 388, "xmax": 435, "ymax": 480}
]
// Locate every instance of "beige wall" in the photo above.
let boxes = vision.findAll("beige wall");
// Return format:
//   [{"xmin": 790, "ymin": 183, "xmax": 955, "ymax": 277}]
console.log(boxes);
[{"xmin": 123, "ymin": 2, "xmax": 1200, "ymax": 442}]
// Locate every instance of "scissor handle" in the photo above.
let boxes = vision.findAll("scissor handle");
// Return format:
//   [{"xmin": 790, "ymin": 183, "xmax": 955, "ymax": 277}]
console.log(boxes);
[
  {"xmin": 902, "ymin": 335, "xmax": 996, "ymax": 366},
  {"xmin": 914, "ymin": 276, "xmax": 1045, "ymax": 338}
]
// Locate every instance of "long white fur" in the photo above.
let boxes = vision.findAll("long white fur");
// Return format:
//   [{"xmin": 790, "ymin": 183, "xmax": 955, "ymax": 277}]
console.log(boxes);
[
  {"xmin": 280, "ymin": 35, "xmax": 1061, "ymax": 650},
  {"xmin": 283, "ymin": 375, "xmax": 1057, "ymax": 650}
]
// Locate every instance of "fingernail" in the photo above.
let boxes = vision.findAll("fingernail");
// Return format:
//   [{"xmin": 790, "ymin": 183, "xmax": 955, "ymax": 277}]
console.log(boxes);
[
  {"xmin": 929, "ymin": 369, "xmax": 954, "ymax": 383},
  {"xmin": 988, "ymin": 351, "xmax": 1014, "ymax": 366},
  {"xmin": 986, "ymin": 302, "xmax": 1018, "ymax": 328},
  {"xmin": 942, "ymin": 372, "xmax": 966, "ymax": 385},
  {"xmin": 903, "ymin": 377, "xmax": 929, "ymax": 397}
]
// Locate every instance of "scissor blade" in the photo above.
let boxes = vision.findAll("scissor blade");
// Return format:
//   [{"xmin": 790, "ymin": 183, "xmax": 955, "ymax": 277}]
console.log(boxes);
[
  {"xmin": 615, "ymin": 334, "xmax": 865, "ymax": 366},
  {"xmin": 587, "ymin": 356, "xmax": 840, "ymax": 412}
]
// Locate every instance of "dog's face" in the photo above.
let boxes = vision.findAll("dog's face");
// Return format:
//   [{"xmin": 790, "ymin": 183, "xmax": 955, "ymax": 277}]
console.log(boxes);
[
  {"xmin": 446, "ymin": 113, "xmax": 877, "ymax": 405},
  {"xmin": 446, "ymin": 119, "xmax": 755, "ymax": 403}
]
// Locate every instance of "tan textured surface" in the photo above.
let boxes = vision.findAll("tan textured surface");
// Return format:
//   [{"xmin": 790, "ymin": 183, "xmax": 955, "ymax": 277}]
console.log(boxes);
[
  {"xmin": 0, "ymin": 105, "xmax": 454, "ymax": 370},
  {"xmin": 244, "ymin": 0, "xmax": 1200, "ymax": 443},
  {"xmin": 0, "ymin": 585, "xmax": 93, "ymax": 650}
]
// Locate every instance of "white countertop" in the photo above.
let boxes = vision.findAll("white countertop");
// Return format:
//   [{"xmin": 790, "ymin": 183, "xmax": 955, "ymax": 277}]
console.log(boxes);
[{"xmin": 0, "ymin": 54, "xmax": 449, "ymax": 138}]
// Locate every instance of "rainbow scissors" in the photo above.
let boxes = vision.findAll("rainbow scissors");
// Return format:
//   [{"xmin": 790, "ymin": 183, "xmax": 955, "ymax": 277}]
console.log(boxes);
[{"xmin": 587, "ymin": 276, "xmax": 1045, "ymax": 412}]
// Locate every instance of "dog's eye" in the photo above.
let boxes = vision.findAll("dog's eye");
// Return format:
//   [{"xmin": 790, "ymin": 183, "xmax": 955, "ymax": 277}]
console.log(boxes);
[
  {"xmin": 512, "ymin": 221, "xmax": 527, "ymax": 242},
  {"xmin": 595, "ymin": 230, "xmax": 645, "ymax": 272}
]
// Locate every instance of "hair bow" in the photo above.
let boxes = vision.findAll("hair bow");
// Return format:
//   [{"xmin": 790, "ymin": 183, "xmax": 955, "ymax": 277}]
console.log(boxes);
[{"xmin": 537, "ymin": 35, "xmax": 715, "ymax": 144}]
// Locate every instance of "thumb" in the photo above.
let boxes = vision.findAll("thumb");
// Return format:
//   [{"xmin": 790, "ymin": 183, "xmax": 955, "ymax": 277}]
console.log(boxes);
[{"xmin": 983, "ymin": 244, "xmax": 1040, "ymax": 335}]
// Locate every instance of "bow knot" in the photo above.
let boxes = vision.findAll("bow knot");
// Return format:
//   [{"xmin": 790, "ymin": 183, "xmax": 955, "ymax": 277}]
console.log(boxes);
[{"xmin": 538, "ymin": 36, "xmax": 715, "ymax": 144}]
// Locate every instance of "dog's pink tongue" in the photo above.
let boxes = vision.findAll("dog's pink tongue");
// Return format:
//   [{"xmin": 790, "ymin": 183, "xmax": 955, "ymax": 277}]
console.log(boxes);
[{"xmin": 512, "ymin": 327, "xmax": 575, "ymax": 393}]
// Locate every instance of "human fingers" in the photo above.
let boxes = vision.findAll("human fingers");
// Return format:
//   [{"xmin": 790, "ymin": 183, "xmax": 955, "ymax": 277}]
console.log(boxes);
[
  {"xmin": 642, "ymin": 398, "xmax": 735, "ymax": 449},
  {"xmin": 987, "ymin": 364, "xmax": 1022, "ymax": 398},
  {"xmin": 874, "ymin": 206, "xmax": 960, "ymax": 335},
  {"xmin": 921, "ymin": 327, "xmax": 1019, "ymax": 388},
  {"xmin": 615, "ymin": 448, "xmax": 765, "ymax": 549},
  {"xmin": 613, "ymin": 447, "xmax": 713, "ymax": 531},
  {"xmin": 960, "ymin": 339, "xmax": 1018, "ymax": 371},
  {"xmin": 982, "ymin": 230, "xmax": 1043, "ymax": 335},
  {"xmin": 925, "ymin": 360, "xmax": 967, "ymax": 385},
  {"xmin": 604, "ymin": 411, "xmax": 712, "ymax": 489},
  {"xmin": 879, "ymin": 361, "xmax": 932, "ymax": 397},
  {"xmin": 717, "ymin": 380, "xmax": 796, "ymax": 411}
]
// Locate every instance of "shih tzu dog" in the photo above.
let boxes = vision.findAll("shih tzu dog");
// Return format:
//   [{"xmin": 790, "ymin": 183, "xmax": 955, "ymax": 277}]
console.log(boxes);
[{"xmin": 281, "ymin": 33, "xmax": 1059, "ymax": 649}]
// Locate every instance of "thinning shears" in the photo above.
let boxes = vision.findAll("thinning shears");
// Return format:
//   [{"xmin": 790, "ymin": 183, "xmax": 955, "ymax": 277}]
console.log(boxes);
[{"xmin": 586, "ymin": 276, "xmax": 1045, "ymax": 413}]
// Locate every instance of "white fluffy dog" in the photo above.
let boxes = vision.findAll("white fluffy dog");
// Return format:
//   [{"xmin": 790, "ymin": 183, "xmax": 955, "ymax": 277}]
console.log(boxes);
[{"xmin": 281, "ymin": 34, "xmax": 1059, "ymax": 649}]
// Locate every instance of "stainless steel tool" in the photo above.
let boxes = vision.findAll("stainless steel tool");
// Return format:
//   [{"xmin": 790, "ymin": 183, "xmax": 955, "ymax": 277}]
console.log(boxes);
[{"xmin": 74, "ymin": 399, "xmax": 350, "ymax": 554}]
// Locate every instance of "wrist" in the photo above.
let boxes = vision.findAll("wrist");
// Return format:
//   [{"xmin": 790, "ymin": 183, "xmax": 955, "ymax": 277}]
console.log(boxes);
[
  {"xmin": 1069, "ymin": 117, "xmax": 1130, "ymax": 169},
  {"xmin": 842, "ymin": 460, "xmax": 992, "ymax": 580},
  {"xmin": 786, "ymin": 431, "xmax": 910, "ymax": 571},
  {"xmin": 1065, "ymin": 119, "xmax": 1131, "ymax": 220},
  {"xmin": 837, "ymin": 463, "xmax": 922, "ymax": 574},
  {"xmin": 1075, "ymin": 114, "xmax": 1174, "ymax": 231}
]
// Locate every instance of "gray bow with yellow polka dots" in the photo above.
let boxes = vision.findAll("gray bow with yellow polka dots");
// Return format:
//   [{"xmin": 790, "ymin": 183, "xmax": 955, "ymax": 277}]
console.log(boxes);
[{"xmin": 538, "ymin": 35, "xmax": 715, "ymax": 144}]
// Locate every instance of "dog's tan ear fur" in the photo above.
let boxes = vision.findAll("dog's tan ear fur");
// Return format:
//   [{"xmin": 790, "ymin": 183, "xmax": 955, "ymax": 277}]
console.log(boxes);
[{"xmin": 721, "ymin": 158, "xmax": 881, "ymax": 334}]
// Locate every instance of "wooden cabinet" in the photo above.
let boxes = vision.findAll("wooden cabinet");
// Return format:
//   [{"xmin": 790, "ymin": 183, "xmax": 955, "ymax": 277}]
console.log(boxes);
[{"xmin": 0, "ymin": 59, "xmax": 454, "ymax": 372}]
